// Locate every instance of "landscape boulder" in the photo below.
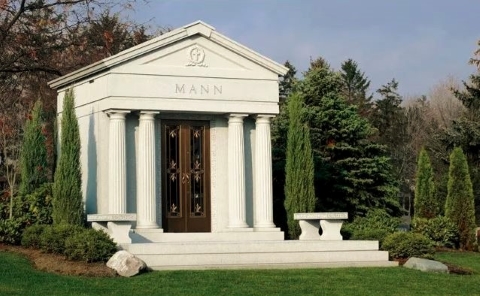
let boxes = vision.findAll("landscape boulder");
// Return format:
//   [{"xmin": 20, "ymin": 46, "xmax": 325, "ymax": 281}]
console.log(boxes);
[
  {"xmin": 107, "ymin": 250, "xmax": 147, "ymax": 277},
  {"xmin": 404, "ymin": 257, "xmax": 448, "ymax": 273}
]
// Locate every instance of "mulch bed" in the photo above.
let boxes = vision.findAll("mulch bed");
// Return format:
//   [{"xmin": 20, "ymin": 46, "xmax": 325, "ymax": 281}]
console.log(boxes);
[
  {"xmin": 395, "ymin": 257, "xmax": 474, "ymax": 275},
  {"xmin": 0, "ymin": 243, "xmax": 117, "ymax": 277}
]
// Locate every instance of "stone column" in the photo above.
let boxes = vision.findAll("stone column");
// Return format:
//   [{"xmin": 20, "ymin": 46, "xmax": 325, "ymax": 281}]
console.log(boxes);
[
  {"xmin": 254, "ymin": 115, "xmax": 276, "ymax": 229},
  {"xmin": 227, "ymin": 114, "xmax": 249, "ymax": 229},
  {"xmin": 136, "ymin": 111, "xmax": 159, "ymax": 229},
  {"xmin": 106, "ymin": 110, "xmax": 130, "ymax": 214}
]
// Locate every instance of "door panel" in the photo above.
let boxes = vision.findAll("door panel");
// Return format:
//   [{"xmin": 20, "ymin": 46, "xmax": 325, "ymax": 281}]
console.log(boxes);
[{"xmin": 162, "ymin": 121, "xmax": 211, "ymax": 232}]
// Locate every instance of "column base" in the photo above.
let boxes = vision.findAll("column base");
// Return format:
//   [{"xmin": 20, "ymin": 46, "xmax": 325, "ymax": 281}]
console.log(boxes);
[
  {"xmin": 227, "ymin": 227, "xmax": 254, "ymax": 232},
  {"xmin": 135, "ymin": 222, "xmax": 159, "ymax": 229},
  {"xmin": 254, "ymin": 227, "xmax": 281, "ymax": 232}
]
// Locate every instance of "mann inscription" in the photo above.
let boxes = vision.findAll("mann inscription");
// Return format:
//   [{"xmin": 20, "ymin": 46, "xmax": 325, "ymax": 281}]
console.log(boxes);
[{"xmin": 175, "ymin": 84, "xmax": 223, "ymax": 95}]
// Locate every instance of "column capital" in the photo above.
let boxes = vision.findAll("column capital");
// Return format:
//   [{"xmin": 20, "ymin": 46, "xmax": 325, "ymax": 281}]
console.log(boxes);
[
  {"xmin": 227, "ymin": 113, "xmax": 248, "ymax": 123},
  {"xmin": 254, "ymin": 115, "xmax": 275, "ymax": 124},
  {"xmin": 139, "ymin": 111, "xmax": 159, "ymax": 121},
  {"xmin": 105, "ymin": 109, "xmax": 130, "ymax": 119}
]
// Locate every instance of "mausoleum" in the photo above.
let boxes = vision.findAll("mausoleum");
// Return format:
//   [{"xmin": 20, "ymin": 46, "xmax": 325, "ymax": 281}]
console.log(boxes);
[{"xmin": 49, "ymin": 21, "xmax": 395, "ymax": 269}]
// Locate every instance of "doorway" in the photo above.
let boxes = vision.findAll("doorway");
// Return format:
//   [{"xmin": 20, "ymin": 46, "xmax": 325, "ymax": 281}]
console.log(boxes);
[{"xmin": 162, "ymin": 120, "xmax": 211, "ymax": 232}]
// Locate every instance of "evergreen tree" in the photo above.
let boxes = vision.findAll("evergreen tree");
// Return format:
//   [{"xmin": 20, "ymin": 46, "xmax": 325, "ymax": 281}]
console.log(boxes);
[
  {"xmin": 340, "ymin": 59, "xmax": 373, "ymax": 118},
  {"xmin": 272, "ymin": 61, "xmax": 298, "ymax": 232},
  {"xmin": 445, "ymin": 147, "xmax": 476, "ymax": 250},
  {"xmin": 52, "ymin": 89, "xmax": 84, "ymax": 226},
  {"xmin": 299, "ymin": 65, "xmax": 400, "ymax": 217},
  {"xmin": 284, "ymin": 93, "xmax": 316, "ymax": 239},
  {"xmin": 19, "ymin": 100, "xmax": 48, "ymax": 196},
  {"xmin": 443, "ymin": 41, "xmax": 480, "ymax": 224},
  {"xmin": 279, "ymin": 61, "xmax": 297, "ymax": 102},
  {"xmin": 414, "ymin": 148, "xmax": 437, "ymax": 219}
]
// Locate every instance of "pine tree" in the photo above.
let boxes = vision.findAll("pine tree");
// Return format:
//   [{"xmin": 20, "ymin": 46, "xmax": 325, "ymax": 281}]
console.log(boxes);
[
  {"xmin": 414, "ymin": 148, "xmax": 437, "ymax": 219},
  {"xmin": 284, "ymin": 93, "xmax": 316, "ymax": 239},
  {"xmin": 52, "ymin": 89, "xmax": 84, "ymax": 226},
  {"xmin": 340, "ymin": 59, "xmax": 373, "ymax": 118},
  {"xmin": 299, "ymin": 65, "xmax": 400, "ymax": 217},
  {"xmin": 445, "ymin": 147, "xmax": 476, "ymax": 250},
  {"xmin": 19, "ymin": 100, "xmax": 48, "ymax": 196}
]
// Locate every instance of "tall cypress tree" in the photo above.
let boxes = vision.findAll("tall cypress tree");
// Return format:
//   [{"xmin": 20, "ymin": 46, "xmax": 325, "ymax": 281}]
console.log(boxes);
[
  {"xmin": 445, "ymin": 147, "xmax": 476, "ymax": 250},
  {"xmin": 284, "ymin": 93, "xmax": 316, "ymax": 239},
  {"xmin": 52, "ymin": 89, "xmax": 84, "ymax": 225},
  {"xmin": 19, "ymin": 100, "xmax": 48, "ymax": 196},
  {"xmin": 414, "ymin": 148, "xmax": 437, "ymax": 219}
]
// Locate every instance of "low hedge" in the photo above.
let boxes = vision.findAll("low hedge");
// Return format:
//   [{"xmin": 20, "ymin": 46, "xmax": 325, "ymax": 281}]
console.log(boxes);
[
  {"xmin": 382, "ymin": 232, "xmax": 435, "ymax": 259},
  {"xmin": 65, "ymin": 228, "xmax": 117, "ymax": 262}
]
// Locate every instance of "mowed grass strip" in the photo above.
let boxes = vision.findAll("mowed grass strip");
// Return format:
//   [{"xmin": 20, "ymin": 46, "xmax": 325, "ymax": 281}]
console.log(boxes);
[{"xmin": 1, "ymin": 251, "xmax": 480, "ymax": 296}]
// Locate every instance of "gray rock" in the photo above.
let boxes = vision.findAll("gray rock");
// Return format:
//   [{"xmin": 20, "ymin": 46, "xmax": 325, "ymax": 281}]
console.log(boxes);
[
  {"xmin": 404, "ymin": 257, "xmax": 448, "ymax": 273},
  {"xmin": 107, "ymin": 250, "xmax": 147, "ymax": 277}
]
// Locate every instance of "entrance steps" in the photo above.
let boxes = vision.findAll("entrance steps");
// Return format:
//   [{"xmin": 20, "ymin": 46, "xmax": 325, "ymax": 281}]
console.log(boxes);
[{"xmin": 121, "ymin": 234, "xmax": 397, "ymax": 270}]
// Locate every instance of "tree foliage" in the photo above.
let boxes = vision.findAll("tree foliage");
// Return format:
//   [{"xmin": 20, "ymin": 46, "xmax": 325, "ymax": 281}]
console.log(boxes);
[
  {"xmin": 19, "ymin": 100, "xmax": 48, "ymax": 196},
  {"xmin": 445, "ymin": 147, "xmax": 476, "ymax": 250},
  {"xmin": 414, "ymin": 148, "xmax": 437, "ymax": 219},
  {"xmin": 284, "ymin": 93, "xmax": 316, "ymax": 239},
  {"xmin": 299, "ymin": 60, "xmax": 400, "ymax": 218},
  {"xmin": 340, "ymin": 59, "xmax": 373, "ymax": 118},
  {"xmin": 52, "ymin": 89, "xmax": 83, "ymax": 226}
]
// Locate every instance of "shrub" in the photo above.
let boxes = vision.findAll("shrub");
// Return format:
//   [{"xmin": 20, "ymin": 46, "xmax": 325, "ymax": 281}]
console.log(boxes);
[
  {"xmin": 65, "ymin": 229, "xmax": 117, "ymax": 262},
  {"xmin": 382, "ymin": 232, "xmax": 435, "ymax": 259},
  {"xmin": 0, "ymin": 218, "xmax": 24, "ymax": 245},
  {"xmin": 412, "ymin": 217, "xmax": 459, "ymax": 248},
  {"xmin": 21, "ymin": 224, "xmax": 48, "ymax": 248},
  {"xmin": 40, "ymin": 224, "xmax": 84, "ymax": 254},
  {"xmin": 350, "ymin": 228, "xmax": 391, "ymax": 247},
  {"xmin": 343, "ymin": 209, "xmax": 401, "ymax": 243},
  {"xmin": 15, "ymin": 184, "xmax": 53, "ymax": 226}
]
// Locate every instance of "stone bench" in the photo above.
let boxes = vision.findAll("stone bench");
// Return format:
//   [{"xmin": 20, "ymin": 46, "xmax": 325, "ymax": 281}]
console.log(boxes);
[
  {"xmin": 87, "ymin": 214, "xmax": 137, "ymax": 244},
  {"xmin": 294, "ymin": 212, "xmax": 348, "ymax": 241}
]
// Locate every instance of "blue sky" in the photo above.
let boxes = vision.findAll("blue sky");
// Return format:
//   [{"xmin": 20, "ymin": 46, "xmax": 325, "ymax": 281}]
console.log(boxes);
[{"xmin": 130, "ymin": 0, "xmax": 479, "ymax": 97}]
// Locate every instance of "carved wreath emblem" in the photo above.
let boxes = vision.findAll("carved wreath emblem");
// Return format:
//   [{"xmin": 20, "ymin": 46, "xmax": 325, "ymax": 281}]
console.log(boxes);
[{"xmin": 186, "ymin": 46, "xmax": 207, "ymax": 67}]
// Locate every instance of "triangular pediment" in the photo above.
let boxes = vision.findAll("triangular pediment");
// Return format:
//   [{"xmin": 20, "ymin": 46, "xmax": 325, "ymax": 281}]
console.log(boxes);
[{"xmin": 49, "ymin": 21, "xmax": 288, "ymax": 89}]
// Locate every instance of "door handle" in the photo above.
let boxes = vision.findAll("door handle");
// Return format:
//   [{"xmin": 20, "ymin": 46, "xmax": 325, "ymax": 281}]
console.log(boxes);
[{"xmin": 182, "ymin": 173, "xmax": 190, "ymax": 184}]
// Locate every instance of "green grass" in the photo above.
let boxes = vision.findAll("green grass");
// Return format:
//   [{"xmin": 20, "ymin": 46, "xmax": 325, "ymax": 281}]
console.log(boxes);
[{"xmin": 1, "ymin": 251, "xmax": 480, "ymax": 296}]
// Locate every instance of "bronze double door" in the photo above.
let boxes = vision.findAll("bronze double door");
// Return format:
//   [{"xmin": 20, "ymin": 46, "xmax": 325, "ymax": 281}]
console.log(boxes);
[{"xmin": 162, "ymin": 120, "xmax": 211, "ymax": 232}]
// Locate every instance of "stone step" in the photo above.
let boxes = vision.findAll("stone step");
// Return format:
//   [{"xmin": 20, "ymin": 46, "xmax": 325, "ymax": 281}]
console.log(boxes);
[
  {"xmin": 133, "ymin": 250, "xmax": 391, "ymax": 269},
  {"xmin": 130, "ymin": 229, "xmax": 285, "ymax": 243},
  {"xmin": 121, "ymin": 240, "xmax": 396, "ymax": 270},
  {"xmin": 125, "ymin": 240, "xmax": 379, "ymax": 254}
]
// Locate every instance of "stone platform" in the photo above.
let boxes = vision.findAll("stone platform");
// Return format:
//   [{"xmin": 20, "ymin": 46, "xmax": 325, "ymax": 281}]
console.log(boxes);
[{"xmin": 120, "ymin": 230, "xmax": 397, "ymax": 270}]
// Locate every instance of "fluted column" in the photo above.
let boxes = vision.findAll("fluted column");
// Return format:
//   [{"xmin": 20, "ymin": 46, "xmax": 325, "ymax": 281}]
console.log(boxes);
[
  {"xmin": 106, "ymin": 110, "xmax": 130, "ymax": 214},
  {"xmin": 227, "ymin": 114, "xmax": 249, "ymax": 228},
  {"xmin": 136, "ymin": 111, "xmax": 159, "ymax": 229},
  {"xmin": 254, "ymin": 115, "xmax": 276, "ymax": 228}
]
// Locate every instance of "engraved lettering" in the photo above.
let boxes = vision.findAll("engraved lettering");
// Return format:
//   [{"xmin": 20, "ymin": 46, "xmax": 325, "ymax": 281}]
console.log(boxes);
[
  {"xmin": 174, "ymin": 84, "xmax": 223, "ymax": 96},
  {"xmin": 201, "ymin": 85, "xmax": 209, "ymax": 94},
  {"xmin": 190, "ymin": 85, "xmax": 197, "ymax": 94},
  {"xmin": 175, "ymin": 84, "xmax": 185, "ymax": 94}
]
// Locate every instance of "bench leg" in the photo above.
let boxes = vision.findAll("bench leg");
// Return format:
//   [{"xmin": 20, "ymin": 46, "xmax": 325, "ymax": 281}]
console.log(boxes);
[
  {"xmin": 107, "ymin": 222, "xmax": 132, "ymax": 244},
  {"xmin": 320, "ymin": 219, "xmax": 343, "ymax": 241},
  {"xmin": 298, "ymin": 220, "xmax": 321, "ymax": 240}
]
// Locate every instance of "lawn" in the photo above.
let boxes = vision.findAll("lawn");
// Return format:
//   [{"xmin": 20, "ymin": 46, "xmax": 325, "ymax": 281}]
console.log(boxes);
[{"xmin": 1, "ymin": 250, "xmax": 480, "ymax": 296}]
